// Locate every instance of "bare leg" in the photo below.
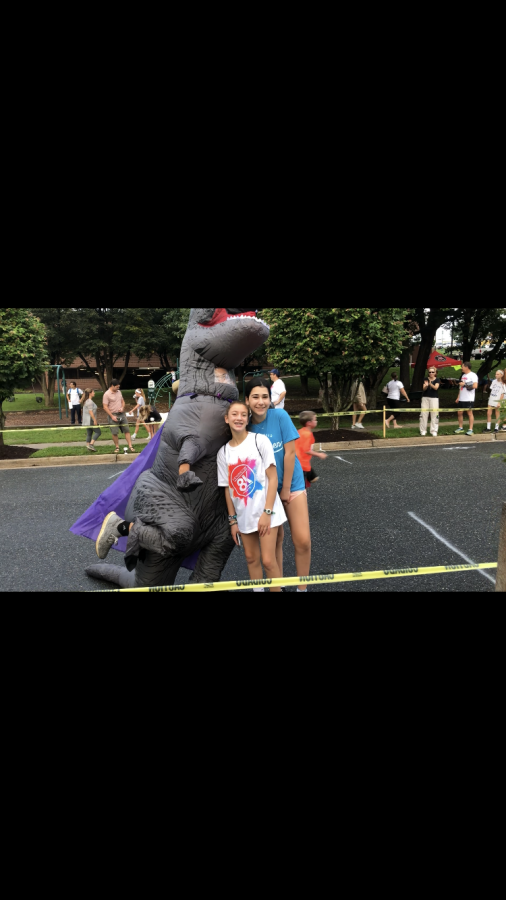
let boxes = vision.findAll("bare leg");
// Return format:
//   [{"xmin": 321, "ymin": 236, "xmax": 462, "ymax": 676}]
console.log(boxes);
[
  {"xmin": 284, "ymin": 494, "xmax": 311, "ymax": 591},
  {"xmin": 468, "ymin": 410, "xmax": 474, "ymax": 431},
  {"xmin": 458, "ymin": 411, "xmax": 464, "ymax": 428},
  {"xmin": 258, "ymin": 528, "xmax": 282, "ymax": 592},
  {"xmin": 276, "ymin": 525, "xmax": 284, "ymax": 577}
]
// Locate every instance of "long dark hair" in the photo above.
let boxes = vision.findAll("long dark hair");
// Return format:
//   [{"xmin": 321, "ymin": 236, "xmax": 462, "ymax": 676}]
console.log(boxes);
[{"xmin": 245, "ymin": 377, "xmax": 271, "ymax": 398}]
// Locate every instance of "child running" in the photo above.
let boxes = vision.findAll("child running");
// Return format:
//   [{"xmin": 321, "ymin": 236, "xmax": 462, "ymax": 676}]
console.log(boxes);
[
  {"xmin": 217, "ymin": 400, "xmax": 287, "ymax": 593},
  {"xmin": 296, "ymin": 411, "xmax": 328, "ymax": 487},
  {"xmin": 485, "ymin": 370, "xmax": 505, "ymax": 433}
]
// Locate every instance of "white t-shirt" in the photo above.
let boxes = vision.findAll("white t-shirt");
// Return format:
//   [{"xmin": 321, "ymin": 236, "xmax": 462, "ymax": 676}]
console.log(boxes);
[
  {"xmin": 387, "ymin": 380, "xmax": 403, "ymax": 401},
  {"xmin": 458, "ymin": 372, "xmax": 479, "ymax": 402},
  {"xmin": 489, "ymin": 379, "xmax": 505, "ymax": 403},
  {"xmin": 217, "ymin": 432, "xmax": 287, "ymax": 535},
  {"xmin": 135, "ymin": 396, "xmax": 145, "ymax": 418},
  {"xmin": 271, "ymin": 379, "xmax": 287, "ymax": 409},
  {"xmin": 68, "ymin": 388, "xmax": 82, "ymax": 406}
]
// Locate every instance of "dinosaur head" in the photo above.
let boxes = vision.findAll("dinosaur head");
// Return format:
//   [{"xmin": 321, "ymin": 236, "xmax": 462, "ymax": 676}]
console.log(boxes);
[
  {"xmin": 178, "ymin": 308, "xmax": 270, "ymax": 401},
  {"xmin": 186, "ymin": 308, "xmax": 270, "ymax": 370}
]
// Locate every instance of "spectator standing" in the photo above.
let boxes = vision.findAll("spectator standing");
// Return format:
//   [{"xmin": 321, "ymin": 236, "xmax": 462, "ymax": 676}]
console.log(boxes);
[
  {"xmin": 485, "ymin": 370, "xmax": 505, "ymax": 433},
  {"xmin": 246, "ymin": 378, "xmax": 311, "ymax": 594},
  {"xmin": 67, "ymin": 381, "xmax": 83, "ymax": 425},
  {"xmin": 103, "ymin": 380, "xmax": 135, "ymax": 453},
  {"xmin": 455, "ymin": 363, "xmax": 479, "ymax": 435},
  {"xmin": 81, "ymin": 389, "xmax": 101, "ymax": 452},
  {"xmin": 296, "ymin": 412, "xmax": 328, "ymax": 486},
  {"xmin": 130, "ymin": 389, "xmax": 146, "ymax": 441},
  {"xmin": 385, "ymin": 373, "xmax": 410, "ymax": 429},
  {"xmin": 269, "ymin": 369, "xmax": 287, "ymax": 409},
  {"xmin": 352, "ymin": 381, "xmax": 368, "ymax": 430},
  {"xmin": 420, "ymin": 366, "xmax": 441, "ymax": 436}
]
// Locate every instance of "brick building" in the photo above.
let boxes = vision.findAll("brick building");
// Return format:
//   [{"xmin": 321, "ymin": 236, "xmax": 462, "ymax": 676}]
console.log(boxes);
[{"xmin": 34, "ymin": 355, "xmax": 175, "ymax": 393}]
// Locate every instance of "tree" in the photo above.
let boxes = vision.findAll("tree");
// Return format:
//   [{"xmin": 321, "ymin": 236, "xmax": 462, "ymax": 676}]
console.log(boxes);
[
  {"xmin": 73, "ymin": 308, "xmax": 153, "ymax": 391},
  {"xmin": 0, "ymin": 308, "xmax": 49, "ymax": 445},
  {"xmin": 411, "ymin": 308, "xmax": 454, "ymax": 390},
  {"xmin": 159, "ymin": 309, "xmax": 191, "ymax": 368},
  {"xmin": 30, "ymin": 308, "xmax": 77, "ymax": 407},
  {"xmin": 263, "ymin": 308, "xmax": 411, "ymax": 426}
]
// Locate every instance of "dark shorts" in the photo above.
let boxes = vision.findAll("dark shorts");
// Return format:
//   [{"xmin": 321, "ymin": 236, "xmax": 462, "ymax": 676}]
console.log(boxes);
[
  {"xmin": 458, "ymin": 401, "xmax": 475, "ymax": 410},
  {"xmin": 388, "ymin": 399, "xmax": 400, "ymax": 411},
  {"xmin": 305, "ymin": 468, "xmax": 318, "ymax": 484}
]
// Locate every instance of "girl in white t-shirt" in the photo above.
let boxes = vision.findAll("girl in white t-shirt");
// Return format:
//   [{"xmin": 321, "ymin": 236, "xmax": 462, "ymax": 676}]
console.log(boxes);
[
  {"xmin": 217, "ymin": 400, "xmax": 287, "ymax": 593},
  {"xmin": 385, "ymin": 373, "xmax": 411, "ymax": 429},
  {"xmin": 486, "ymin": 370, "xmax": 505, "ymax": 433},
  {"xmin": 131, "ymin": 389, "xmax": 146, "ymax": 440}
]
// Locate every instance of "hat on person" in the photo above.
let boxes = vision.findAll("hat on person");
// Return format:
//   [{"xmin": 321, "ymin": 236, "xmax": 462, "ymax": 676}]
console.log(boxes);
[
  {"xmin": 270, "ymin": 369, "xmax": 281, "ymax": 377},
  {"xmin": 134, "ymin": 389, "xmax": 143, "ymax": 396}
]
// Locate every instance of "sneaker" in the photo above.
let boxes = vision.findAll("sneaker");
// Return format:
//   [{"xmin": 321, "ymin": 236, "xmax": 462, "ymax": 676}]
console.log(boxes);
[
  {"xmin": 455, "ymin": 428, "xmax": 464, "ymax": 434},
  {"xmin": 466, "ymin": 430, "xmax": 474, "ymax": 436},
  {"xmin": 96, "ymin": 512, "xmax": 123, "ymax": 559},
  {"xmin": 420, "ymin": 433, "xmax": 427, "ymax": 437},
  {"xmin": 131, "ymin": 435, "xmax": 137, "ymax": 441},
  {"xmin": 87, "ymin": 444, "xmax": 97, "ymax": 452},
  {"xmin": 431, "ymin": 433, "xmax": 438, "ymax": 438}
]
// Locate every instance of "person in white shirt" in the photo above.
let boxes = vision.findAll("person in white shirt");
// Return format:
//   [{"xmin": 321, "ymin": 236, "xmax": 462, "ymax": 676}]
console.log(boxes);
[
  {"xmin": 485, "ymin": 370, "xmax": 505, "ymax": 433},
  {"xmin": 218, "ymin": 399, "xmax": 287, "ymax": 593},
  {"xmin": 67, "ymin": 381, "xmax": 83, "ymax": 425},
  {"xmin": 385, "ymin": 373, "xmax": 410, "ymax": 429},
  {"xmin": 130, "ymin": 388, "xmax": 146, "ymax": 440},
  {"xmin": 270, "ymin": 370, "xmax": 287, "ymax": 409},
  {"xmin": 455, "ymin": 362, "xmax": 479, "ymax": 435}
]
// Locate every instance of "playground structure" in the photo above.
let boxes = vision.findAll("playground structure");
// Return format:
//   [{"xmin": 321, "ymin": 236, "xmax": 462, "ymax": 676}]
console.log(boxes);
[{"xmin": 150, "ymin": 360, "xmax": 180, "ymax": 409}]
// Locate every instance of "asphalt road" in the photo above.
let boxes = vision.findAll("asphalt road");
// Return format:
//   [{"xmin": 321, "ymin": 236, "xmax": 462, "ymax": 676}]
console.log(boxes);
[{"xmin": 0, "ymin": 443, "xmax": 503, "ymax": 593}]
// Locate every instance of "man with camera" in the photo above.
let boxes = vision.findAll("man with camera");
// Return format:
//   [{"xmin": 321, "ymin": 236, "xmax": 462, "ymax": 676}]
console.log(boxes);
[{"xmin": 455, "ymin": 363, "xmax": 479, "ymax": 436}]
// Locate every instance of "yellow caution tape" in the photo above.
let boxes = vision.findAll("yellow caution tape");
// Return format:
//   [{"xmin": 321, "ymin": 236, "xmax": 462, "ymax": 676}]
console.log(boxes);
[
  {"xmin": 99, "ymin": 563, "xmax": 498, "ymax": 593},
  {"xmin": 0, "ymin": 408, "xmax": 493, "ymax": 433}
]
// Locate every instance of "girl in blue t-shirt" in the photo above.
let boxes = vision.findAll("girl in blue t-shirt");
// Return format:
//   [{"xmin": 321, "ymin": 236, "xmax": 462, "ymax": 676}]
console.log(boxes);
[{"xmin": 246, "ymin": 378, "xmax": 311, "ymax": 593}]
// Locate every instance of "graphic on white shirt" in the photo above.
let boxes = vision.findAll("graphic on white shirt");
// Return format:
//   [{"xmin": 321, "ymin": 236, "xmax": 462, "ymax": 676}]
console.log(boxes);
[
  {"xmin": 458, "ymin": 373, "xmax": 478, "ymax": 402},
  {"xmin": 217, "ymin": 433, "xmax": 287, "ymax": 534},
  {"xmin": 490, "ymin": 379, "xmax": 505, "ymax": 402}
]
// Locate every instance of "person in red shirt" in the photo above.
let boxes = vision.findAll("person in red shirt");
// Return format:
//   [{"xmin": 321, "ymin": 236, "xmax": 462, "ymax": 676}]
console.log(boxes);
[{"xmin": 295, "ymin": 411, "xmax": 328, "ymax": 486}]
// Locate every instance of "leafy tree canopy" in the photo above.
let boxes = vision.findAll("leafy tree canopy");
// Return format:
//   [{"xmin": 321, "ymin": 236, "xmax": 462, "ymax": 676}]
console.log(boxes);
[
  {"xmin": 0, "ymin": 308, "xmax": 49, "ymax": 442},
  {"xmin": 263, "ymin": 308, "xmax": 411, "ymax": 418}
]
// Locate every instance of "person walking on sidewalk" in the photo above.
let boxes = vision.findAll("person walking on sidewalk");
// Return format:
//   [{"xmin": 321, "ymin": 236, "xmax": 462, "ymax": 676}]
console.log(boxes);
[
  {"xmin": 420, "ymin": 366, "xmax": 440, "ymax": 436},
  {"xmin": 455, "ymin": 363, "xmax": 479, "ymax": 435},
  {"xmin": 352, "ymin": 381, "xmax": 368, "ymax": 430},
  {"xmin": 103, "ymin": 380, "xmax": 135, "ymax": 453},
  {"xmin": 485, "ymin": 370, "xmax": 505, "ymax": 433},
  {"xmin": 269, "ymin": 370, "xmax": 287, "ymax": 409},
  {"xmin": 385, "ymin": 374, "xmax": 410, "ymax": 429},
  {"xmin": 67, "ymin": 382, "xmax": 83, "ymax": 425},
  {"xmin": 82, "ymin": 389, "xmax": 101, "ymax": 452}
]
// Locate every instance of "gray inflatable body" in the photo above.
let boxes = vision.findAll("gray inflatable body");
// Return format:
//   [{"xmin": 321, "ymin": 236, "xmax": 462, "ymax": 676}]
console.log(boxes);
[{"xmin": 86, "ymin": 308, "xmax": 269, "ymax": 588}]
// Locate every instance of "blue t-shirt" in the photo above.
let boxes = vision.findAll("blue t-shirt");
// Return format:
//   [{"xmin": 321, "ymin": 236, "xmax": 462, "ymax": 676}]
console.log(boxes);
[{"xmin": 248, "ymin": 409, "xmax": 305, "ymax": 493}]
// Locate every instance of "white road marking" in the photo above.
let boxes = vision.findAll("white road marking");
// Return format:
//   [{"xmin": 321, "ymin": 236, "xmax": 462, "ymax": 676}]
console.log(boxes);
[
  {"xmin": 335, "ymin": 456, "xmax": 353, "ymax": 465},
  {"xmin": 442, "ymin": 447, "xmax": 474, "ymax": 451},
  {"xmin": 408, "ymin": 512, "xmax": 496, "ymax": 585},
  {"xmin": 108, "ymin": 471, "xmax": 123, "ymax": 479}
]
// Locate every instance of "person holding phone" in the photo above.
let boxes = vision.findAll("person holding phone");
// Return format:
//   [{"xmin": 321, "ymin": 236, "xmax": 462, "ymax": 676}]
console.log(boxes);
[
  {"xmin": 455, "ymin": 363, "xmax": 479, "ymax": 435},
  {"xmin": 217, "ymin": 400, "xmax": 287, "ymax": 593},
  {"xmin": 420, "ymin": 367, "xmax": 441, "ymax": 436}
]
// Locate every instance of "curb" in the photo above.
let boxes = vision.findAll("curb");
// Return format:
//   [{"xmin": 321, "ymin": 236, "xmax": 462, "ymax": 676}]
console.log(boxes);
[
  {"xmin": 320, "ymin": 434, "xmax": 500, "ymax": 451},
  {"xmin": 0, "ymin": 456, "xmax": 135, "ymax": 471}
]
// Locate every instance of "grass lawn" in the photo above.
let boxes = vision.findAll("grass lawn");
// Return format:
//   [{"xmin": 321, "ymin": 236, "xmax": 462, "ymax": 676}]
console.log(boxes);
[
  {"xmin": 30, "ymin": 443, "xmax": 150, "ymax": 458},
  {"xmin": 367, "ymin": 427, "xmax": 482, "ymax": 440},
  {"xmin": 3, "ymin": 427, "xmax": 117, "ymax": 445}
]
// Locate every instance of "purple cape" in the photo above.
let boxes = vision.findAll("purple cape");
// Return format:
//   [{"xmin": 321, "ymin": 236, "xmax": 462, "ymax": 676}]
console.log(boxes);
[{"xmin": 70, "ymin": 428, "xmax": 198, "ymax": 570}]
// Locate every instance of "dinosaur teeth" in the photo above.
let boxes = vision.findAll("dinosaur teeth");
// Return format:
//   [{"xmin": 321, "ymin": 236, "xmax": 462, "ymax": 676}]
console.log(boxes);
[{"xmin": 225, "ymin": 315, "xmax": 270, "ymax": 329}]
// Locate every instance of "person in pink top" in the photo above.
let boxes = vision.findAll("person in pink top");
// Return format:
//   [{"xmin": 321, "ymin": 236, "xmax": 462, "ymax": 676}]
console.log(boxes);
[{"xmin": 103, "ymin": 380, "xmax": 135, "ymax": 453}]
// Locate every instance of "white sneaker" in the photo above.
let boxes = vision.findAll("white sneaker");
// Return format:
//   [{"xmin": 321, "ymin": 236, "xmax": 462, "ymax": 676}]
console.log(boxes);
[
  {"xmin": 420, "ymin": 433, "xmax": 427, "ymax": 437},
  {"xmin": 354, "ymin": 423, "xmax": 365, "ymax": 430}
]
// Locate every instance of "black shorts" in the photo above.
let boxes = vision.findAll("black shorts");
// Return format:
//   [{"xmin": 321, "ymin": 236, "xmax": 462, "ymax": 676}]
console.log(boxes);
[
  {"xmin": 458, "ymin": 401, "xmax": 475, "ymax": 409},
  {"xmin": 388, "ymin": 399, "xmax": 400, "ymax": 410}
]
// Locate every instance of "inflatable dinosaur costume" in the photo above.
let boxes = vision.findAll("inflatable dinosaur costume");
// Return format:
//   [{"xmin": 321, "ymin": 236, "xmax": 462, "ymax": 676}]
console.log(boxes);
[{"xmin": 82, "ymin": 308, "xmax": 270, "ymax": 588}]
